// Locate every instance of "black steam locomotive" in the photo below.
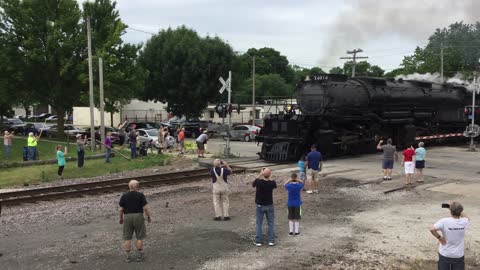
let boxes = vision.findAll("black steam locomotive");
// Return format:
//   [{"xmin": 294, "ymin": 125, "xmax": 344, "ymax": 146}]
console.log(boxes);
[{"xmin": 257, "ymin": 74, "xmax": 476, "ymax": 161}]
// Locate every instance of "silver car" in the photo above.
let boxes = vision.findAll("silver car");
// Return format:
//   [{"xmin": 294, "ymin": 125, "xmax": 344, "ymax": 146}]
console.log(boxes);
[
  {"xmin": 222, "ymin": 125, "xmax": 261, "ymax": 142},
  {"xmin": 137, "ymin": 128, "xmax": 159, "ymax": 145}
]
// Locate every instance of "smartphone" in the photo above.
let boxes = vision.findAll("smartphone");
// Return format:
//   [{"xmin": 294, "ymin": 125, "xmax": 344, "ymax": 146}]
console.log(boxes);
[{"xmin": 441, "ymin": 203, "xmax": 450, "ymax": 208}]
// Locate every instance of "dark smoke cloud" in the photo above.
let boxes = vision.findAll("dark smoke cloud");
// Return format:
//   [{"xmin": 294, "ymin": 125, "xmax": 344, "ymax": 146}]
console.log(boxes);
[{"xmin": 321, "ymin": 0, "xmax": 480, "ymax": 66}]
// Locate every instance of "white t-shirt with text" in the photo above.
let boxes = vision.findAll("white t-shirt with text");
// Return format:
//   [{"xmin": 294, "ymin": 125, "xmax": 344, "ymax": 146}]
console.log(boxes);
[{"xmin": 433, "ymin": 217, "xmax": 469, "ymax": 258}]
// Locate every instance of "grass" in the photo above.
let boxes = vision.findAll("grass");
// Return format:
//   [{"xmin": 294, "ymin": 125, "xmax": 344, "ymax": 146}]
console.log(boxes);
[
  {"xmin": 1, "ymin": 137, "xmax": 103, "ymax": 163},
  {"xmin": 0, "ymin": 150, "xmax": 172, "ymax": 188}
]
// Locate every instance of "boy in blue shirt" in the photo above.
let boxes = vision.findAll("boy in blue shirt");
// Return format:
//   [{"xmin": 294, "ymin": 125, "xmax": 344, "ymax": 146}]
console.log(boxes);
[{"xmin": 284, "ymin": 173, "xmax": 304, "ymax": 236}]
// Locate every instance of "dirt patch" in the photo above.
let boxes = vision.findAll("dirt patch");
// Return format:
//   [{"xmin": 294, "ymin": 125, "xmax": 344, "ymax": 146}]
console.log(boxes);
[{"xmin": 1, "ymin": 170, "xmax": 479, "ymax": 270}]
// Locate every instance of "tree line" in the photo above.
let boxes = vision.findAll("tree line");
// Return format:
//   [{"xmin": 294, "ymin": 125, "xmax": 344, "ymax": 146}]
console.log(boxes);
[{"xmin": 1, "ymin": 0, "xmax": 479, "ymax": 134}]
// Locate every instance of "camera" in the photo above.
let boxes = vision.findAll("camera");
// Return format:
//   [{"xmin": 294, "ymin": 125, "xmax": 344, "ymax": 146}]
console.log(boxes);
[{"xmin": 441, "ymin": 203, "xmax": 450, "ymax": 209}]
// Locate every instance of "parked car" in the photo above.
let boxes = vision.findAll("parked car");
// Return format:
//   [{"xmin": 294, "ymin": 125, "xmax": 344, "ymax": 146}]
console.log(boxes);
[
  {"xmin": 42, "ymin": 124, "xmax": 84, "ymax": 138},
  {"xmin": 14, "ymin": 122, "xmax": 50, "ymax": 136},
  {"xmin": 28, "ymin": 113, "xmax": 52, "ymax": 122},
  {"xmin": 124, "ymin": 122, "xmax": 161, "ymax": 133},
  {"xmin": 221, "ymin": 125, "xmax": 261, "ymax": 142},
  {"xmin": 46, "ymin": 115, "xmax": 58, "ymax": 122},
  {"xmin": 81, "ymin": 126, "xmax": 120, "ymax": 144},
  {"xmin": 165, "ymin": 118, "xmax": 213, "ymax": 138},
  {"xmin": 1, "ymin": 118, "xmax": 24, "ymax": 133},
  {"xmin": 136, "ymin": 128, "xmax": 159, "ymax": 145}
]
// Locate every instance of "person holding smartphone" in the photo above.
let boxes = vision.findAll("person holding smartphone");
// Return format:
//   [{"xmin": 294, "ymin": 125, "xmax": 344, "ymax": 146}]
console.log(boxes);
[
  {"xmin": 430, "ymin": 202, "xmax": 470, "ymax": 270},
  {"xmin": 210, "ymin": 159, "xmax": 232, "ymax": 221},
  {"xmin": 252, "ymin": 167, "xmax": 277, "ymax": 247}
]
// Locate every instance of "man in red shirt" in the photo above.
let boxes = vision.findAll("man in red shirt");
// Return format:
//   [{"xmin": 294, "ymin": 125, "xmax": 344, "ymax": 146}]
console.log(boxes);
[{"xmin": 402, "ymin": 143, "xmax": 416, "ymax": 186}]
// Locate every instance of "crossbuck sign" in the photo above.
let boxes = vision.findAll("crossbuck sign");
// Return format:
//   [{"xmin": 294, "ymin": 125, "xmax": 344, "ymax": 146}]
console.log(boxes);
[{"xmin": 219, "ymin": 76, "xmax": 231, "ymax": 94}]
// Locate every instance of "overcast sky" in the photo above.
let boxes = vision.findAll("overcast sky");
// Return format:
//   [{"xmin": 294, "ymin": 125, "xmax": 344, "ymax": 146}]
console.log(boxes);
[{"xmin": 81, "ymin": 0, "xmax": 479, "ymax": 72}]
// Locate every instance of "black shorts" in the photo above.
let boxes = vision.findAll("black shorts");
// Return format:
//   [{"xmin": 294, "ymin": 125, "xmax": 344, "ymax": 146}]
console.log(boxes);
[
  {"xmin": 415, "ymin": 160, "xmax": 425, "ymax": 169},
  {"xmin": 288, "ymin": 206, "xmax": 301, "ymax": 220},
  {"xmin": 196, "ymin": 141, "xmax": 205, "ymax": 150}
]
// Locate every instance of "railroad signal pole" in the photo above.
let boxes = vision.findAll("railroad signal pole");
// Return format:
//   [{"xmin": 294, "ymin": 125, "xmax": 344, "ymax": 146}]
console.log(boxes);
[
  {"xmin": 340, "ymin": 48, "xmax": 368, "ymax": 77},
  {"xmin": 469, "ymin": 72, "xmax": 479, "ymax": 151},
  {"xmin": 219, "ymin": 71, "xmax": 232, "ymax": 156}
]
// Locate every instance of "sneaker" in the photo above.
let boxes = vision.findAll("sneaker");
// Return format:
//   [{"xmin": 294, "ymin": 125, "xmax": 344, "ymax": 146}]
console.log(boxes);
[
  {"xmin": 383, "ymin": 176, "xmax": 387, "ymax": 180},
  {"xmin": 288, "ymin": 232, "xmax": 294, "ymax": 236},
  {"xmin": 306, "ymin": 190, "xmax": 313, "ymax": 194},
  {"xmin": 213, "ymin": 217, "xmax": 222, "ymax": 221},
  {"xmin": 125, "ymin": 253, "xmax": 132, "ymax": 263},
  {"xmin": 253, "ymin": 241, "xmax": 262, "ymax": 247},
  {"xmin": 295, "ymin": 232, "xmax": 301, "ymax": 236},
  {"xmin": 387, "ymin": 177, "xmax": 392, "ymax": 181},
  {"xmin": 313, "ymin": 190, "xmax": 319, "ymax": 193},
  {"xmin": 268, "ymin": 242, "xmax": 275, "ymax": 247},
  {"xmin": 136, "ymin": 251, "xmax": 144, "ymax": 262},
  {"xmin": 223, "ymin": 217, "xmax": 231, "ymax": 221}
]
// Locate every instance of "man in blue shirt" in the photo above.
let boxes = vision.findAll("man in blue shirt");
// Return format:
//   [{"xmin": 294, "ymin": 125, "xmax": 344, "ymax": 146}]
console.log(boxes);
[
  {"xmin": 285, "ymin": 173, "xmax": 304, "ymax": 236},
  {"xmin": 305, "ymin": 145, "xmax": 322, "ymax": 194}
]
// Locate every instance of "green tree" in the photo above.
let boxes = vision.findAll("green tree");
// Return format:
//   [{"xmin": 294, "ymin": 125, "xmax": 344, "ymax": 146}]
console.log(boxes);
[
  {"xmin": 329, "ymin": 66, "xmax": 344, "ymax": 74},
  {"xmin": 83, "ymin": 0, "xmax": 144, "ymax": 126},
  {"xmin": 0, "ymin": 0, "xmax": 85, "ymax": 136},
  {"xmin": 239, "ymin": 48, "xmax": 296, "ymax": 84},
  {"xmin": 139, "ymin": 26, "xmax": 235, "ymax": 118},
  {"xmin": 396, "ymin": 22, "xmax": 480, "ymax": 77},
  {"xmin": 293, "ymin": 66, "xmax": 326, "ymax": 82},
  {"xmin": 235, "ymin": 74, "xmax": 293, "ymax": 104},
  {"xmin": 341, "ymin": 61, "xmax": 385, "ymax": 77}
]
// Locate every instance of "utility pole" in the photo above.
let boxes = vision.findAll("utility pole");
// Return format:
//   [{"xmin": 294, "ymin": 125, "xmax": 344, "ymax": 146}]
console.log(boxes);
[
  {"xmin": 440, "ymin": 42, "xmax": 444, "ymax": 83},
  {"xmin": 470, "ymin": 72, "xmax": 477, "ymax": 151},
  {"xmin": 340, "ymin": 48, "xmax": 368, "ymax": 77},
  {"xmin": 99, "ymin": 57, "xmax": 105, "ymax": 151},
  {"xmin": 227, "ymin": 71, "xmax": 232, "ymax": 156},
  {"xmin": 252, "ymin": 55, "xmax": 256, "ymax": 122},
  {"xmin": 87, "ymin": 17, "xmax": 95, "ymax": 151}
]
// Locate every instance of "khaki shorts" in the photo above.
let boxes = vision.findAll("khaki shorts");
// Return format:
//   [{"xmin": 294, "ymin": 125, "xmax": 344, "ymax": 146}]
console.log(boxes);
[
  {"xmin": 123, "ymin": 213, "xmax": 146, "ymax": 240},
  {"xmin": 308, "ymin": 169, "xmax": 320, "ymax": 182}
]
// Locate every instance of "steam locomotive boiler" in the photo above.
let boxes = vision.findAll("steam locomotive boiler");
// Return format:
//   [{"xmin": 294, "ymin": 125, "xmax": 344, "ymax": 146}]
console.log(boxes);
[{"xmin": 257, "ymin": 74, "xmax": 473, "ymax": 161}]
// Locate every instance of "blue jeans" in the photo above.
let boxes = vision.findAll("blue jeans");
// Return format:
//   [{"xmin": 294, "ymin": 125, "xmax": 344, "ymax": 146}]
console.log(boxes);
[
  {"xmin": 77, "ymin": 150, "xmax": 85, "ymax": 167},
  {"xmin": 106, "ymin": 147, "xmax": 111, "ymax": 162},
  {"xmin": 130, "ymin": 143, "xmax": 137, "ymax": 159},
  {"xmin": 28, "ymin": 146, "xmax": 36, "ymax": 161},
  {"xmin": 4, "ymin": 145, "xmax": 11, "ymax": 160},
  {"xmin": 256, "ymin": 204, "xmax": 275, "ymax": 243}
]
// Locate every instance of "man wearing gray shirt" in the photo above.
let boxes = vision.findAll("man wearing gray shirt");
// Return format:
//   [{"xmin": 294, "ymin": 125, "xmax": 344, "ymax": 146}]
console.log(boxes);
[{"xmin": 376, "ymin": 138, "xmax": 398, "ymax": 180}]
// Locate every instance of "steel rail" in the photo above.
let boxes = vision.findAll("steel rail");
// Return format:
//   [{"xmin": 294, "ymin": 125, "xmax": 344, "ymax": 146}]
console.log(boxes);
[{"xmin": 0, "ymin": 168, "xmax": 245, "ymax": 207}]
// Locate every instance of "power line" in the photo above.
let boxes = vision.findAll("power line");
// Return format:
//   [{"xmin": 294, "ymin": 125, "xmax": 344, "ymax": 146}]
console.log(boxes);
[{"xmin": 127, "ymin": 27, "xmax": 155, "ymax": 36}]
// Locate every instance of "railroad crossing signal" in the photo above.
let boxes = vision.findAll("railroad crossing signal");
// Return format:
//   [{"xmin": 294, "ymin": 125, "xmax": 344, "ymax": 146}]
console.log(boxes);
[{"xmin": 219, "ymin": 77, "xmax": 231, "ymax": 94}]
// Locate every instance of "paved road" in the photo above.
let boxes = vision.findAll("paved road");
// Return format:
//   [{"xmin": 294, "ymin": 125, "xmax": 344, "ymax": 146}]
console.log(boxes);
[{"xmin": 187, "ymin": 137, "xmax": 261, "ymax": 157}]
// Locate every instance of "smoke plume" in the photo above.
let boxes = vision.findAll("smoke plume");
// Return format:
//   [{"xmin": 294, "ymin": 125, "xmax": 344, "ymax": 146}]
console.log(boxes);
[
  {"xmin": 395, "ymin": 72, "xmax": 477, "ymax": 91},
  {"xmin": 321, "ymin": 0, "xmax": 480, "ymax": 66}
]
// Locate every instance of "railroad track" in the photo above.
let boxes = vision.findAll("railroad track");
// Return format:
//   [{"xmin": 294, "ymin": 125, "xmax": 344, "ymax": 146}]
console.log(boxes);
[{"xmin": 0, "ymin": 167, "xmax": 246, "ymax": 208}]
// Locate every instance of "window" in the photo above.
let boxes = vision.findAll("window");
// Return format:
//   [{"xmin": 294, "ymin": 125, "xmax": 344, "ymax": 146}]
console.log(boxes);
[{"xmin": 209, "ymin": 110, "xmax": 215, "ymax": 118}]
